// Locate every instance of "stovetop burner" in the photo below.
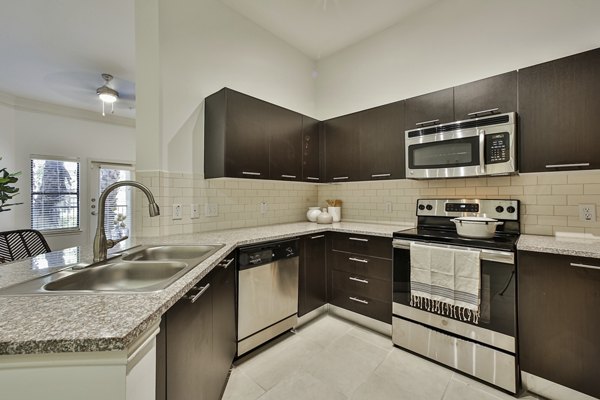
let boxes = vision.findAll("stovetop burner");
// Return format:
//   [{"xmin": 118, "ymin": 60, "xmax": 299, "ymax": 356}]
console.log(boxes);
[{"xmin": 393, "ymin": 227, "xmax": 519, "ymax": 252}]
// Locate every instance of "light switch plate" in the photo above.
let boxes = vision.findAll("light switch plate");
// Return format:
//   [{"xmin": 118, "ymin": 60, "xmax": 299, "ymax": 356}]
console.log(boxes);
[
  {"xmin": 191, "ymin": 204, "xmax": 199, "ymax": 219},
  {"xmin": 260, "ymin": 202, "xmax": 268, "ymax": 214},
  {"xmin": 172, "ymin": 204, "xmax": 182, "ymax": 220},
  {"xmin": 578, "ymin": 204, "xmax": 596, "ymax": 222},
  {"xmin": 205, "ymin": 203, "xmax": 218, "ymax": 217}
]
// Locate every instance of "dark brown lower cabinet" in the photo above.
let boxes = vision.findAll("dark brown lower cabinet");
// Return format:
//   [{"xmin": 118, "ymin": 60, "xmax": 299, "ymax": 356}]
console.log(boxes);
[
  {"xmin": 518, "ymin": 251, "xmax": 600, "ymax": 398},
  {"xmin": 298, "ymin": 234, "xmax": 327, "ymax": 317},
  {"xmin": 156, "ymin": 253, "xmax": 236, "ymax": 400}
]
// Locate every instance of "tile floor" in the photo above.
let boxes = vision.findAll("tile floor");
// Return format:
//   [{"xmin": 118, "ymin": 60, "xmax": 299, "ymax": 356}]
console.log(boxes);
[{"xmin": 223, "ymin": 314, "xmax": 542, "ymax": 400}]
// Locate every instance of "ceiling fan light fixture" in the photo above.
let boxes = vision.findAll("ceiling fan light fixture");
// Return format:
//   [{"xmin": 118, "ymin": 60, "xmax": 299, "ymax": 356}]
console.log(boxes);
[{"xmin": 96, "ymin": 73, "xmax": 119, "ymax": 116}]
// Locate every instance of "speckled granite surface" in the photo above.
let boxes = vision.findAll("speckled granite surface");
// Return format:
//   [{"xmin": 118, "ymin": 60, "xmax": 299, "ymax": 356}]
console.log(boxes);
[
  {"xmin": 0, "ymin": 221, "xmax": 411, "ymax": 355},
  {"xmin": 518, "ymin": 234, "xmax": 600, "ymax": 259}
]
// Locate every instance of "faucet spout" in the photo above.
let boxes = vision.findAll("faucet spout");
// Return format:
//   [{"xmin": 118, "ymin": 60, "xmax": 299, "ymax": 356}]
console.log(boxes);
[{"xmin": 93, "ymin": 180, "xmax": 160, "ymax": 262}]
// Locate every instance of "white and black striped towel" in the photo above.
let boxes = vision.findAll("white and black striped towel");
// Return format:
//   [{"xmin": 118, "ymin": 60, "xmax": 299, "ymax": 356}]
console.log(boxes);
[{"xmin": 410, "ymin": 242, "xmax": 481, "ymax": 323}]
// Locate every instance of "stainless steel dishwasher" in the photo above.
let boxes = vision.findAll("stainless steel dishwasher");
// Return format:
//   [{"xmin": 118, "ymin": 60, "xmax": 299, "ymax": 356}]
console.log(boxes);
[{"xmin": 237, "ymin": 239, "xmax": 299, "ymax": 356}]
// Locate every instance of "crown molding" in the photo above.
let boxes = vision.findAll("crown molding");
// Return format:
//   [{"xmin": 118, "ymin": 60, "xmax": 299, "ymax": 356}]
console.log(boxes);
[{"xmin": 0, "ymin": 91, "xmax": 135, "ymax": 128}]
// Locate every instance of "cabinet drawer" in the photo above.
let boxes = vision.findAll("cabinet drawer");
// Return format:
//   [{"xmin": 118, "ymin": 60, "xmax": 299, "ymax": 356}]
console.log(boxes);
[
  {"xmin": 330, "ymin": 233, "xmax": 392, "ymax": 259},
  {"xmin": 331, "ymin": 251, "xmax": 392, "ymax": 281},
  {"xmin": 331, "ymin": 269, "xmax": 391, "ymax": 303},
  {"xmin": 330, "ymin": 287, "xmax": 391, "ymax": 324}
]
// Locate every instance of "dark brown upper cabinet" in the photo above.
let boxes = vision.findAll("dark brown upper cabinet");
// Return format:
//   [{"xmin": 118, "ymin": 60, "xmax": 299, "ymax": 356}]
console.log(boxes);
[
  {"xmin": 358, "ymin": 101, "xmax": 405, "ymax": 180},
  {"xmin": 324, "ymin": 113, "xmax": 360, "ymax": 182},
  {"xmin": 301, "ymin": 116, "xmax": 322, "ymax": 182},
  {"xmin": 519, "ymin": 48, "xmax": 600, "ymax": 172},
  {"xmin": 453, "ymin": 71, "xmax": 517, "ymax": 120},
  {"xmin": 404, "ymin": 88, "xmax": 454, "ymax": 130},
  {"xmin": 204, "ymin": 88, "xmax": 304, "ymax": 181},
  {"xmin": 268, "ymin": 103, "xmax": 303, "ymax": 181}
]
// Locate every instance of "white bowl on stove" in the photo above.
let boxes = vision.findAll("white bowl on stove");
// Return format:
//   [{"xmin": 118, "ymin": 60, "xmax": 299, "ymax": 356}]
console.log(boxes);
[{"xmin": 450, "ymin": 216, "xmax": 504, "ymax": 239}]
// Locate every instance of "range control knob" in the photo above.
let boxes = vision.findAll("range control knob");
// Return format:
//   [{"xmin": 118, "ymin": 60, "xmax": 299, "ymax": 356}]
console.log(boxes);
[
  {"xmin": 507, "ymin": 206, "xmax": 516, "ymax": 213},
  {"xmin": 418, "ymin": 204, "xmax": 425, "ymax": 211},
  {"xmin": 426, "ymin": 204, "xmax": 433, "ymax": 211},
  {"xmin": 496, "ymin": 206, "xmax": 504, "ymax": 213}
]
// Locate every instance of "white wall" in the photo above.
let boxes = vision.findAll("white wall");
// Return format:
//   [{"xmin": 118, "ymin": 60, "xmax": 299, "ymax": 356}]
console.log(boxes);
[
  {"xmin": 315, "ymin": 0, "xmax": 600, "ymax": 119},
  {"xmin": 0, "ymin": 101, "xmax": 135, "ymax": 250}
]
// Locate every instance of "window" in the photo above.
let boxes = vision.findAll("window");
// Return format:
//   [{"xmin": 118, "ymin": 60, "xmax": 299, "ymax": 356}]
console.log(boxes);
[{"xmin": 31, "ymin": 157, "xmax": 80, "ymax": 232}]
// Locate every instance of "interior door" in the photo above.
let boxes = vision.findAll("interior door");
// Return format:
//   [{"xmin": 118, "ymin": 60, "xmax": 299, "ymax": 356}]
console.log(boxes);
[{"xmin": 88, "ymin": 161, "xmax": 134, "ymax": 243}]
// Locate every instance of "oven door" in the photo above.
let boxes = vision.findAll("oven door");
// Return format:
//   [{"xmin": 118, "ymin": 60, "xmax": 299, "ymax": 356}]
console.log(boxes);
[{"xmin": 392, "ymin": 239, "xmax": 516, "ymax": 352}]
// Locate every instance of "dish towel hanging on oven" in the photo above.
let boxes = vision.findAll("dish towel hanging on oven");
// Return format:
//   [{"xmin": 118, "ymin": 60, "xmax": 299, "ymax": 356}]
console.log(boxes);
[{"xmin": 409, "ymin": 242, "xmax": 481, "ymax": 323}]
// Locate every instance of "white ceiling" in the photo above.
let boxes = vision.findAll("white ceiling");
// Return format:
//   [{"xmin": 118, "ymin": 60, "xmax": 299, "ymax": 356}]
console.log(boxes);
[
  {"xmin": 0, "ymin": 0, "xmax": 439, "ymax": 118},
  {"xmin": 219, "ymin": 0, "xmax": 441, "ymax": 59}
]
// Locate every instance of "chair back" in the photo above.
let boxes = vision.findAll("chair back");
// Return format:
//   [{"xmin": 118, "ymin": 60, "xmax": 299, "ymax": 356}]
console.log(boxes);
[{"xmin": 0, "ymin": 229, "xmax": 51, "ymax": 263}]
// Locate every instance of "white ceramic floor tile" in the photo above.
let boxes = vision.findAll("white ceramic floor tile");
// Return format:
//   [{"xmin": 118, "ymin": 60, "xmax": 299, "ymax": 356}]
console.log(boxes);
[
  {"xmin": 346, "ymin": 324, "xmax": 394, "ymax": 351},
  {"xmin": 222, "ymin": 367, "xmax": 265, "ymax": 400},
  {"xmin": 301, "ymin": 333, "xmax": 391, "ymax": 397},
  {"xmin": 450, "ymin": 372, "xmax": 522, "ymax": 399},
  {"xmin": 442, "ymin": 377, "xmax": 509, "ymax": 400},
  {"xmin": 257, "ymin": 370, "xmax": 347, "ymax": 400},
  {"xmin": 295, "ymin": 314, "xmax": 356, "ymax": 349}
]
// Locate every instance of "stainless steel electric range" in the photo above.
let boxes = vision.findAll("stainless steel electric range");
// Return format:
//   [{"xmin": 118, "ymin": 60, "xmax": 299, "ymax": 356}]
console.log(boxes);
[{"xmin": 392, "ymin": 198, "xmax": 520, "ymax": 394}]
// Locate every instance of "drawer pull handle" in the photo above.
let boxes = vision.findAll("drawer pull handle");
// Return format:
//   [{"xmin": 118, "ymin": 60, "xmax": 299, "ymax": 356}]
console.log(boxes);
[
  {"xmin": 333, "ymin": 176, "xmax": 349, "ymax": 181},
  {"xmin": 349, "ymin": 296, "xmax": 369, "ymax": 305},
  {"xmin": 186, "ymin": 283, "xmax": 210, "ymax": 303},
  {"xmin": 349, "ymin": 276, "xmax": 369, "ymax": 284},
  {"xmin": 545, "ymin": 163, "xmax": 590, "ymax": 169},
  {"xmin": 571, "ymin": 262, "xmax": 600, "ymax": 271},
  {"xmin": 310, "ymin": 234, "xmax": 325, "ymax": 239},
  {"xmin": 306, "ymin": 177, "xmax": 320, "ymax": 181},
  {"xmin": 349, "ymin": 237, "xmax": 369, "ymax": 242},
  {"xmin": 467, "ymin": 108, "xmax": 499, "ymax": 118},
  {"xmin": 219, "ymin": 258, "xmax": 234, "ymax": 269},
  {"xmin": 281, "ymin": 174, "xmax": 297, "ymax": 179},
  {"xmin": 242, "ymin": 171, "xmax": 261, "ymax": 176},
  {"xmin": 349, "ymin": 257, "xmax": 368, "ymax": 264},
  {"xmin": 415, "ymin": 119, "xmax": 439, "ymax": 127},
  {"xmin": 371, "ymin": 173, "xmax": 391, "ymax": 178}
]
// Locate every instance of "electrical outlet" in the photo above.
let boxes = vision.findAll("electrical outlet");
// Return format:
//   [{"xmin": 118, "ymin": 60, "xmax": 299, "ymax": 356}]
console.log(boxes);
[
  {"xmin": 191, "ymin": 204, "xmax": 199, "ymax": 219},
  {"xmin": 172, "ymin": 204, "xmax": 182, "ymax": 220},
  {"xmin": 385, "ymin": 202, "xmax": 393, "ymax": 213},
  {"xmin": 578, "ymin": 204, "xmax": 596, "ymax": 222},
  {"xmin": 205, "ymin": 203, "xmax": 218, "ymax": 217},
  {"xmin": 260, "ymin": 201, "xmax": 268, "ymax": 214}
]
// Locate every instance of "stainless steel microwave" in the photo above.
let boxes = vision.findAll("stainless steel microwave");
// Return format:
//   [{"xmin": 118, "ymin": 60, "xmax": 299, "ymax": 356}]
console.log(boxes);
[{"xmin": 405, "ymin": 112, "xmax": 517, "ymax": 179}]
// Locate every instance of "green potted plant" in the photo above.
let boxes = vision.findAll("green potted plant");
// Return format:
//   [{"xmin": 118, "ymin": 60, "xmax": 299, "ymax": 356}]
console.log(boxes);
[{"xmin": 0, "ymin": 157, "xmax": 22, "ymax": 212}]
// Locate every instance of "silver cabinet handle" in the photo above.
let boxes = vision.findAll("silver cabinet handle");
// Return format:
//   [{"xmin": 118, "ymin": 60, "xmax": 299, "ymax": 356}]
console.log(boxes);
[
  {"xmin": 281, "ymin": 174, "xmax": 297, "ymax": 179},
  {"xmin": 186, "ymin": 283, "xmax": 210, "ymax": 303},
  {"xmin": 545, "ymin": 163, "xmax": 590, "ymax": 169},
  {"xmin": 479, "ymin": 129, "xmax": 486, "ymax": 174},
  {"xmin": 333, "ymin": 176, "xmax": 349, "ymax": 181},
  {"xmin": 371, "ymin": 173, "xmax": 391, "ymax": 178},
  {"xmin": 242, "ymin": 171, "xmax": 261, "ymax": 176},
  {"xmin": 306, "ymin": 177, "xmax": 320, "ymax": 181},
  {"xmin": 467, "ymin": 108, "xmax": 499, "ymax": 117},
  {"xmin": 349, "ymin": 296, "xmax": 369, "ymax": 305},
  {"xmin": 349, "ymin": 237, "xmax": 368, "ymax": 242},
  {"xmin": 310, "ymin": 234, "xmax": 325, "ymax": 239},
  {"xmin": 415, "ymin": 119, "xmax": 439, "ymax": 127},
  {"xmin": 219, "ymin": 258, "xmax": 234, "ymax": 269},
  {"xmin": 571, "ymin": 262, "xmax": 600, "ymax": 271},
  {"xmin": 349, "ymin": 276, "xmax": 369, "ymax": 284},
  {"xmin": 349, "ymin": 257, "xmax": 368, "ymax": 263}
]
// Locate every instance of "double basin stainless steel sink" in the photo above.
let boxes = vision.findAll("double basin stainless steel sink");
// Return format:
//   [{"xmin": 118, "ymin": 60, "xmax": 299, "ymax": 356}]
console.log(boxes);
[{"xmin": 0, "ymin": 244, "xmax": 224, "ymax": 295}]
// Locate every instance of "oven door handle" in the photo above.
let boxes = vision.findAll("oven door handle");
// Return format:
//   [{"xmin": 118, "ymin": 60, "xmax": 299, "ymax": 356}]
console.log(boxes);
[{"xmin": 392, "ymin": 239, "xmax": 514, "ymax": 264}]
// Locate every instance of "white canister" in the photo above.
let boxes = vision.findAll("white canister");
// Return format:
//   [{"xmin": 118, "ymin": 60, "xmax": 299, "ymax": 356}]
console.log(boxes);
[
  {"xmin": 306, "ymin": 207, "xmax": 322, "ymax": 222},
  {"xmin": 317, "ymin": 208, "xmax": 333, "ymax": 224},
  {"xmin": 328, "ymin": 206, "xmax": 341, "ymax": 222}
]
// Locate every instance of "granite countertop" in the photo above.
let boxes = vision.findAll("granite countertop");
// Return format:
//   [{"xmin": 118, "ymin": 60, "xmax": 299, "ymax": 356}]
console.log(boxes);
[
  {"xmin": 518, "ymin": 234, "xmax": 600, "ymax": 259},
  {"xmin": 0, "ymin": 221, "xmax": 411, "ymax": 356}
]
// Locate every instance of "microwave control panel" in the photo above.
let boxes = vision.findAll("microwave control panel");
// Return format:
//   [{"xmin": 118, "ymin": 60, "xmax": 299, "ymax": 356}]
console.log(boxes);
[{"xmin": 485, "ymin": 132, "xmax": 510, "ymax": 164}]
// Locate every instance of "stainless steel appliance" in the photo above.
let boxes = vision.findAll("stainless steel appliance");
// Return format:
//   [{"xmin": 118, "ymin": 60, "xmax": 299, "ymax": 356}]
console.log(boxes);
[
  {"xmin": 392, "ymin": 199, "xmax": 520, "ymax": 393},
  {"xmin": 237, "ymin": 239, "xmax": 299, "ymax": 356},
  {"xmin": 405, "ymin": 112, "xmax": 517, "ymax": 179}
]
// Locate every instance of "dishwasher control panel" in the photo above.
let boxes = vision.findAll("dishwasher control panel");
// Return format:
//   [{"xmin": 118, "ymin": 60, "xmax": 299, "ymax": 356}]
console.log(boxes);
[{"xmin": 238, "ymin": 239, "xmax": 298, "ymax": 269}]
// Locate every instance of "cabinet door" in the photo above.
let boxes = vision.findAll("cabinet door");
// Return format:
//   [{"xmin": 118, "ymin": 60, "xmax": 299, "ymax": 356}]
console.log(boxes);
[
  {"xmin": 299, "ymin": 234, "xmax": 327, "ymax": 317},
  {"xmin": 301, "ymin": 116, "xmax": 322, "ymax": 182},
  {"xmin": 518, "ymin": 251, "xmax": 600, "ymax": 398},
  {"xmin": 166, "ymin": 279, "xmax": 213, "ymax": 400},
  {"xmin": 268, "ymin": 105, "xmax": 303, "ymax": 181},
  {"xmin": 225, "ymin": 90, "xmax": 270, "ymax": 179},
  {"xmin": 359, "ymin": 101, "xmax": 405, "ymax": 180},
  {"xmin": 155, "ymin": 318, "xmax": 166, "ymax": 400},
  {"xmin": 210, "ymin": 255, "xmax": 237, "ymax": 400},
  {"xmin": 453, "ymin": 71, "xmax": 517, "ymax": 120},
  {"xmin": 324, "ymin": 113, "xmax": 360, "ymax": 182},
  {"xmin": 404, "ymin": 88, "xmax": 454, "ymax": 129},
  {"xmin": 519, "ymin": 48, "xmax": 600, "ymax": 172}
]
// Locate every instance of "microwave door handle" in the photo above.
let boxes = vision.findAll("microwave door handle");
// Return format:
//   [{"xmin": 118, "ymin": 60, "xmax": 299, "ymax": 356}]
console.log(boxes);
[{"xmin": 479, "ymin": 129, "xmax": 486, "ymax": 174}]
